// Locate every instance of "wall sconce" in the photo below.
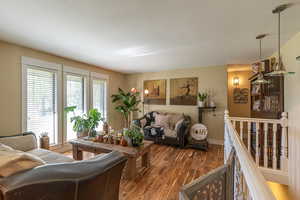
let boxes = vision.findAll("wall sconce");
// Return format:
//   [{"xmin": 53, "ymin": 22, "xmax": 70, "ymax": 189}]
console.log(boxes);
[
  {"xmin": 233, "ymin": 77, "xmax": 240, "ymax": 87},
  {"xmin": 144, "ymin": 89, "xmax": 149, "ymax": 95},
  {"xmin": 297, "ymin": 56, "xmax": 300, "ymax": 61}
]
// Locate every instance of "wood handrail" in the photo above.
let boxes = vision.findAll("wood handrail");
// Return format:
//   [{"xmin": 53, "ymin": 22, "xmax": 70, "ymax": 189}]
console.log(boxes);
[
  {"xmin": 229, "ymin": 116, "xmax": 282, "ymax": 124},
  {"xmin": 225, "ymin": 110, "xmax": 276, "ymax": 200}
]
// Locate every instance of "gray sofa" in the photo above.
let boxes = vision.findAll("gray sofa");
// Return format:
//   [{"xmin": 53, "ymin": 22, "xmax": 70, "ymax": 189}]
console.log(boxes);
[{"xmin": 0, "ymin": 132, "xmax": 127, "ymax": 200}]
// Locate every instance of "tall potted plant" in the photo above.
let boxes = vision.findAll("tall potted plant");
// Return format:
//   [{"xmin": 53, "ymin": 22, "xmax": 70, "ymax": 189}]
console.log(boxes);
[
  {"xmin": 64, "ymin": 106, "xmax": 104, "ymax": 138},
  {"xmin": 111, "ymin": 88, "xmax": 141, "ymax": 128}
]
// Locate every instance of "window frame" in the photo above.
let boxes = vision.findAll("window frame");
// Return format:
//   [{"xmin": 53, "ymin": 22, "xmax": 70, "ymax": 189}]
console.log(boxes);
[
  {"xmin": 21, "ymin": 56, "xmax": 63, "ymax": 145},
  {"xmin": 63, "ymin": 66, "xmax": 89, "ymax": 142},
  {"xmin": 90, "ymin": 72, "xmax": 109, "ymax": 123}
]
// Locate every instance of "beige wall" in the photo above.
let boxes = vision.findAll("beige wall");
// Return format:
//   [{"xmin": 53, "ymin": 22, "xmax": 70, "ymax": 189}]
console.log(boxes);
[
  {"xmin": 126, "ymin": 66, "xmax": 227, "ymax": 143},
  {"xmin": 227, "ymin": 68, "xmax": 252, "ymax": 117},
  {"xmin": 0, "ymin": 41, "xmax": 126, "ymax": 136},
  {"xmin": 273, "ymin": 32, "xmax": 300, "ymax": 199}
]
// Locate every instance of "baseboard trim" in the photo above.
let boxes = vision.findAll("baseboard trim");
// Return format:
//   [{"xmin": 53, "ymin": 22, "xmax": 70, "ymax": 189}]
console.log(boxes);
[{"xmin": 208, "ymin": 138, "xmax": 224, "ymax": 145}]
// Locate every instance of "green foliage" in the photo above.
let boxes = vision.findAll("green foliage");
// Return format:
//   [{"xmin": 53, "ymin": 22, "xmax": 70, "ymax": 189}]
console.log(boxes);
[
  {"xmin": 124, "ymin": 125, "xmax": 144, "ymax": 146},
  {"xmin": 64, "ymin": 106, "xmax": 77, "ymax": 113},
  {"xmin": 64, "ymin": 107, "xmax": 104, "ymax": 137},
  {"xmin": 198, "ymin": 92, "xmax": 208, "ymax": 101},
  {"xmin": 111, "ymin": 88, "xmax": 141, "ymax": 127}
]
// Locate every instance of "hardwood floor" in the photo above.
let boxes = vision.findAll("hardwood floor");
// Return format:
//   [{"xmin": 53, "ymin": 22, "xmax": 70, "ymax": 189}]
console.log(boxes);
[{"xmin": 65, "ymin": 144, "xmax": 224, "ymax": 200}]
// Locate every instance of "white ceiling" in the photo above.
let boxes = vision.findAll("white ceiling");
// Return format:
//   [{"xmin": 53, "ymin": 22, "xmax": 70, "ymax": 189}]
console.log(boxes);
[{"xmin": 0, "ymin": 0, "xmax": 299, "ymax": 73}]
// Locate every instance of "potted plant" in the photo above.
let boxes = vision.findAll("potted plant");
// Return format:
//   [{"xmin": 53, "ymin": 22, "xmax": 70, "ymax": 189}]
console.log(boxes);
[
  {"xmin": 124, "ymin": 125, "xmax": 144, "ymax": 147},
  {"xmin": 111, "ymin": 88, "xmax": 141, "ymax": 128},
  {"xmin": 64, "ymin": 106, "xmax": 104, "ymax": 138},
  {"xmin": 198, "ymin": 92, "xmax": 208, "ymax": 107}
]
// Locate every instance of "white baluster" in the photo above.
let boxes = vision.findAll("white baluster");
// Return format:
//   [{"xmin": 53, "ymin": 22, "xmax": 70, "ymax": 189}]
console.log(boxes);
[
  {"xmin": 240, "ymin": 121, "xmax": 244, "ymax": 142},
  {"xmin": 247, "ymin": 122, "xmax": 251, "ymax": 152},
  {"xmin": 224, "ymin": 110, "xmax": 230, "ymax": 162},
  {"xmin": 280, "ymin": 112, "xmax": 288, "ymax": 171},
  {"xmin": 273, "ymin": 123, "xmax": 278, "ymax": 170},
  {"xmin": 233, "ymin": 120, "xmax": 236, "ymax": 129},
  {"xmin": 256, "ymin": 122, "xmax": 260, "ymax": 165},
  {"xmin": 264, "ymin": 123, "xmax": 268, "ymax": 168}
]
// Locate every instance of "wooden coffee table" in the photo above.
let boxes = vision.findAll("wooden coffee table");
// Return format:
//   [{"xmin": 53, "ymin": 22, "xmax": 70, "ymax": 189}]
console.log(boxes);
[{"xmin": 69, "ymin": 139, "xmax": 154, "ymax": 180}]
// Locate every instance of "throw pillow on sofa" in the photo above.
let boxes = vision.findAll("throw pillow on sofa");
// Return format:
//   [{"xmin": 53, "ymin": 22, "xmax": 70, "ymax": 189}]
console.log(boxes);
[
  {"xmin": 0, "ymin": 144, "xmax": 45, "ymax": 177},
  {"xmin": 154, "ymin": 114, "xmax": 169, "ymax": 129}
]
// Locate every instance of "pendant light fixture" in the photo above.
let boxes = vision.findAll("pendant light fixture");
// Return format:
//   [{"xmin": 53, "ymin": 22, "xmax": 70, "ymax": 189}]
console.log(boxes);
[
  {"xmin": 266, "ymin": 3, "xmax": 295, "ymax": 76},
  {"xmin": 252, "ymin": 34, "xmax": 270, "ymax": 85}
]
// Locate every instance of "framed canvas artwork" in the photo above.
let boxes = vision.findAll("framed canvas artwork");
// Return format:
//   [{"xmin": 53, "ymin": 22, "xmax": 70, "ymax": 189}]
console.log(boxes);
[
  {"xmin": 170, "ymin": 77, "xmax": 198, "ymax": 105},
  {"xmin": 233, "ymin": 88, "xmax": 249, "ymax": 104},
  {"xmin": 143, "ymin": 79, "xmax": 166, "ymax": 105}
]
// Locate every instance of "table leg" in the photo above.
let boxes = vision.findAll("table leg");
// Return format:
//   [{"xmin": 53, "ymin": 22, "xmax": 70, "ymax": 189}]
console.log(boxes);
[
  {"xmin": 125, "ymin": 157, "xmax": 137, "ymax": 180},
  {"xmin": 142, "ymin": 151, "xmax": 150, "ymax": 168},
  {"xmin": 72, "ymin": 144, "xmax": 83, "ymax": 160}
]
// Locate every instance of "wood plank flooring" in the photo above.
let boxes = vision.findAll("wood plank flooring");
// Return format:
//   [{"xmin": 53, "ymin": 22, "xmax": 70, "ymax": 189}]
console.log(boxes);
[{"xmin": 65, "ymin": 144, "xmax": 223, "ymax": 200}]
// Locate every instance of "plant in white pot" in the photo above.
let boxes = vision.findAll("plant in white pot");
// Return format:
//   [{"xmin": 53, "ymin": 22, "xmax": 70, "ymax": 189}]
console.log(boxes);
[
  {"xmin": 198, "ymin": 92, "xmax": 208, "ymax": 107},
  {"xmin": 64, "ymin": 106, "xmax": 104, "ymax": 138}
]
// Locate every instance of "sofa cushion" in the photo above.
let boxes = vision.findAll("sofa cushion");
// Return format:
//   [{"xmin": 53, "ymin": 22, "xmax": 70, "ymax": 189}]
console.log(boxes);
[
  {"xmin": 27, "ymin": 149, "xmax": 74, "ymax": 164},
  {"xmin": 154, "ymin": 114, "xmax": 170, "ymax": 129},
  {"xmin": 168, "ymin": 114, "xmax": 184, "ymax": 130},
  {"xmin": 0, "ymin": 134, "xmax": 37, "ymax": 152},
  {"xmin": 164, "ymin": 129, "xmax": 177, "ymax": 138},
  {"xmin": 0, "ymin": 149, "xmax": 45, "ymax": 177}
]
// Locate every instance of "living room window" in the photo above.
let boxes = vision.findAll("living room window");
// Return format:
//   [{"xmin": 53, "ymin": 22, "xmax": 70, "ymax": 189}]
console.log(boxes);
[
  {"xmin": 22, "ymin": 57, "xmax": 109, "ymax": 146},
  {"xmin": 91, "ymin": 77, "xmax": 108, "ymax": 130},
  {"xmin": 63, "ymin": 66, "xmax": 89, "ymax": 141},
  {"xmin": 22, "ymin": 57, "xmax": 62, "ymax": 145}
]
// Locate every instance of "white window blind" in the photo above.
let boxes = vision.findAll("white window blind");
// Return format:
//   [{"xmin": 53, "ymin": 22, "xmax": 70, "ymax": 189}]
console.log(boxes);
[
  {"xmin": 26, "ymin": 67, "xmax": 57, "ymax": 144},
  {"xmin": 92, "ymin": 79, "xmax": 107, "ymax": 130},
  {"xmin": 66, "ymin": 74, "xmax": 85, "ymax": 140}
]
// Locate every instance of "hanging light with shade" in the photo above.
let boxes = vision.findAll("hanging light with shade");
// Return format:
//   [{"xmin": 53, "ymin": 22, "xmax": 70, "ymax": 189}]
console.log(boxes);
[
  {"xmin": 266, "ymin": 3, "xmax": 296, "ymax": 76},
  {"xmin": 252, "ymin": 34, "xmax": 270, "ymax": 85}
]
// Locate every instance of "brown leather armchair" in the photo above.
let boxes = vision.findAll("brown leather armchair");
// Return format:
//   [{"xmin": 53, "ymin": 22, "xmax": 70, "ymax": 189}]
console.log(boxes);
[{"xmin": 0, "ymin": 151, "xmax": 127, "ymax": 200}]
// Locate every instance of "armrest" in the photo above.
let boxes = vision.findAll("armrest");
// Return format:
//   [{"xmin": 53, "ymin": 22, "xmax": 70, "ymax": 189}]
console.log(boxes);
[
  {"xmin": 0, "ymin": 132, "xmax": 37, "ymax": 151},
  {"xmin": 0, "ymin": 151, "xmax": 127, "ymax": 199},
  {"xmin": 132, "ymin": 116, "xmax": 148, "ymax": 128},
  {"xmin": 176, "ymin": 117, "xmax": 191, "ymax": 148}
]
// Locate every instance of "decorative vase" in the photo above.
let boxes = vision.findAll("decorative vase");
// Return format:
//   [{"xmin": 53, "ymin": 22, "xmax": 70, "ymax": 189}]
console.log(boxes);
[
  {"xmin": 114, "ymin": 138, "xmax": 120, "ymax": 145},
  {"xmin": 209, "ymin": 101, "xmax": 216, "ymax": 107},
  {"xmin": 108, "ymin": 135, "xmax": 114, "ymax": 144},
  {"xmin": 124, "ymin": 135, "xmax": 132, "ymax": 146},
  {"xmin": 103, "ymin": 122, "xmax": 109, "ymax": 134},
  {"xmin": 39, "ymin": 136, "xmax": 49, "ymax": 150},
  {"xmin": 132, "ymin": 139, "xmax": 143, "ymax": 147},
  {"xmin": 103, "ymin": 136, "xmax": 108, "ymax": 143},
  {"xmin": 199, "ymin": 101, "xmax": 205, "ymax": 107},
  {"xmin": 120, "ymin": 136, "xmax": 128, "ymax": 146},
  {"xmin": 77, "ymin": 131, "xmax": 88, "ymax": 138},
  {"xmin": 96, "ymin": 135, "xmax": 103, "ymax": 142}
]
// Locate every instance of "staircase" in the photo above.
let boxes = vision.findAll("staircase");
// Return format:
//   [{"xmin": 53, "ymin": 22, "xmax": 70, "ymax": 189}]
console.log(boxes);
[{"xmin": 180, "ymin": 110, "xmax": 289, "ymax": 200}]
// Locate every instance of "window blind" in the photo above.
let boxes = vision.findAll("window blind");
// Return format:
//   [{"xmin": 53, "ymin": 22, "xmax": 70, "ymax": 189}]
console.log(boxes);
[
  {"xmin": 66, "ymin": 74, "xmax": 84, "ymax": 140},
  {"xmin": 92, "ymin": 79, "xmax": 107, "ymax": 130},
  {"xmin": 27, "ymin": 67, "xmax": 57, "ymax": 144}
]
